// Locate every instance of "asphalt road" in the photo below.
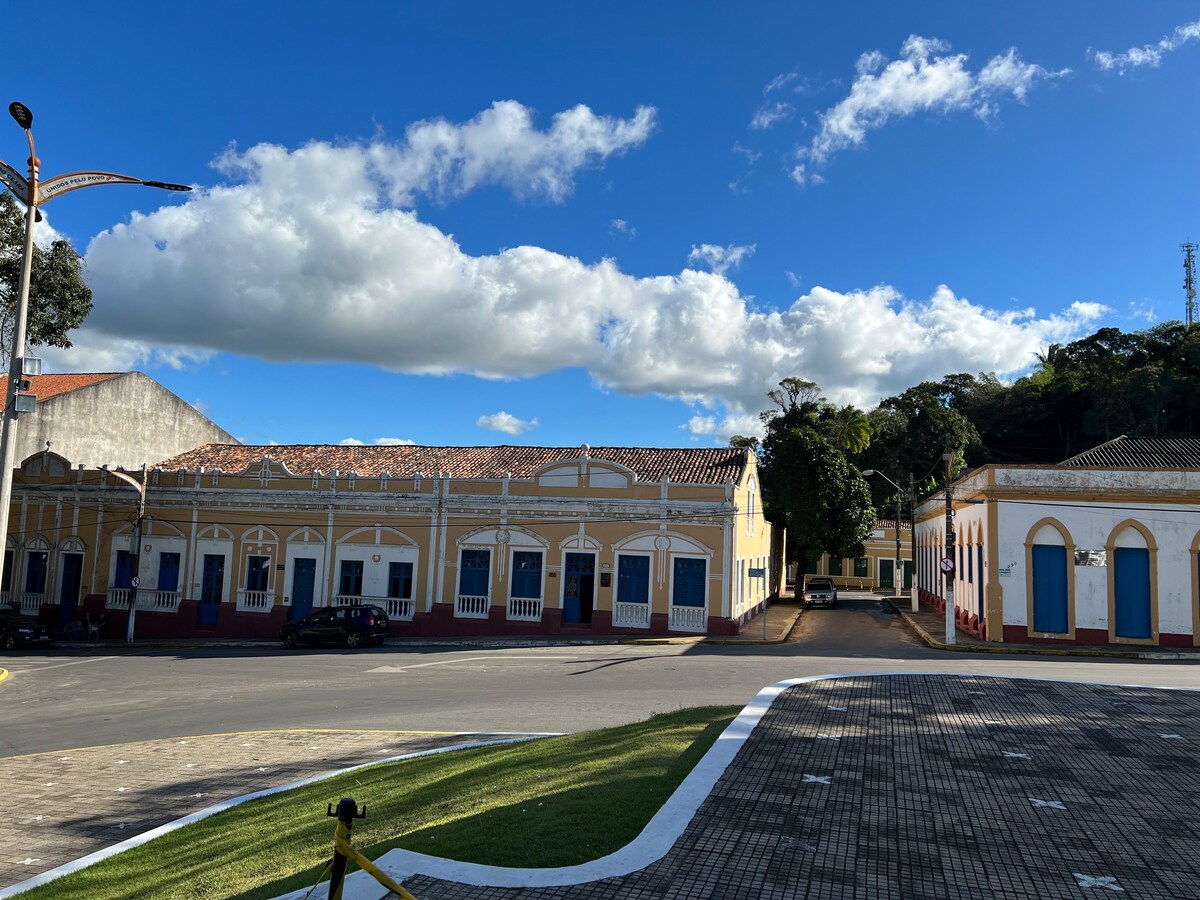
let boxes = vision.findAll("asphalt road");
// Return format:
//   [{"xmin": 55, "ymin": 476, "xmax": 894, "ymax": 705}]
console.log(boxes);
[{"xmin": 3, "ymin": 596, "xmax": 1199, "ymax": 756}]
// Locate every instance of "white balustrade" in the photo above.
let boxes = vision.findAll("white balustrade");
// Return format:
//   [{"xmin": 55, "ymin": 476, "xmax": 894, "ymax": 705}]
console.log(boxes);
[
  {"xmin": 0, "ymin": 591, "xmax": 9, "ymax": 608},
  {"xmin": 613, "ymin": 601, "xmax": 650, "ymax": 628},
  {"xmin": 507, "ymin": 597, "xmax": 543, "ymax": 621},
  {"xmin": 668, "ymin": 604, "xmax": 707, "ymax": 633},
  {"xmin": 334, "ymin": 594, "xmax": 414, "ymax": 621},
  {"xmin": 385, "ymin": 598, "xmax": 415, "ymax": 621},
  {"xmin": 19, "ymin": 592, "xmax": 44, "ymax": 614},
  {"xmin": 455, "ymin": 594, "xmax": 490, "ymax": 618},
  {"xmin": 236, "ymin": 589, "xmax": 275, "ymax": 612},
  {"xmin": 106, "ymin": 588, "xmax": 180, "ymax": 611}
]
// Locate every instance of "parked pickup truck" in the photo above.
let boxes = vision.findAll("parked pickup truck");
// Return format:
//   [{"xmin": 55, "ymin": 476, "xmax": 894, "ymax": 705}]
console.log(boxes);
[{"xmin": 802, "ymin": 576, "xmax": 838, "ymax": 609}]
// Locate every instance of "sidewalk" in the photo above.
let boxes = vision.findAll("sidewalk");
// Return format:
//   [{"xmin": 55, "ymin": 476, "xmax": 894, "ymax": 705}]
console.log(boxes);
[
  {"xmin": 347, "ymin": 675, "xmax": 1200, "ymax": 900},
  {"xmin": 894, "ymin": 601, "xmax": 1200, "ymax": 660}
]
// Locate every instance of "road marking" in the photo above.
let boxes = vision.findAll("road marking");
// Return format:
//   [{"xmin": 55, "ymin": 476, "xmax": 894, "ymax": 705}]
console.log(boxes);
[
  {"xmin": 1004, "ymin": 751, "xmax": 1031, "ymax": 759},
  {"xmin": 3, "ymin": 656, "xmax": 116, "ymax": 674},
  {"xmin": 367, "ymin": 654, "xmax": 591, "ymax": 673},
  {"xmin": 802, "ymin": 774, "xmax": 831, "ymax": 784}
]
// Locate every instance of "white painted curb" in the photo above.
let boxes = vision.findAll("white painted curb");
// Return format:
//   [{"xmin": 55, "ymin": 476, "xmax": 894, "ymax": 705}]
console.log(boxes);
[
  {"xmin": 275, "ymin": 672, "xmax": 1200, "ymax": 900},
  {"xmin": 0, "ymin": 734, "xmax": 554, "ymax": 899}
]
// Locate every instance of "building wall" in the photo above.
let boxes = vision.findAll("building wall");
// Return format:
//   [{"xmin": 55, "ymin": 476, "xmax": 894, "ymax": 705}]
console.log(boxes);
[
  {"xmin": 915, "ymin": 464, "xmax": 1200, "ymax": 647},
  {"xmin": 801, "ymin": 522, "xmax": 913, "ymax": 592},
  {"xmin": 19, "ymin": 373, "xmax": 236, "ymax": 469},
  {"xmin": 5, "ymin": 449, "xmax": 779, "ymax": 640}
]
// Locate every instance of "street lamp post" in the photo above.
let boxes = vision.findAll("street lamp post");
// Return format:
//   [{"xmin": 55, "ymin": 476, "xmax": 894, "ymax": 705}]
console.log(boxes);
[
  {"xmin": 0, "ymin": 101, "xmax": 190, "ymax": 640},
  {"xmin": 862, "ymin": 469, "xmax": 916, "ymax": 612}
]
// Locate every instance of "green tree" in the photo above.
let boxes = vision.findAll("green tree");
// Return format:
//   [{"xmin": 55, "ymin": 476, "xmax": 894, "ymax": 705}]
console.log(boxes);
[
  {"xmin": 0, "ymin": 193, "xmax": 93, "ymax": 355},
  {"xmin": 820, "ymin": 404, "xmax": 873, "ymax": 454},
  {"xmin": 759, "ymin": 385, "xmax": 874, "ymax": 573},
  {"xmin": 728, "ymin": 435, "xmax": 760, "ymax": 451}
]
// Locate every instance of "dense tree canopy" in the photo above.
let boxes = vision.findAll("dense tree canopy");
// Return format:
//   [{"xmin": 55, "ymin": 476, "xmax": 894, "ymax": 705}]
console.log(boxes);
[
  {"xmin": 0, "ymin": 193, "xmax": 93, "ymax": 355},
  {"xmin": 757, "ymin": 379, "xmax": 875, "ymax": 571}
]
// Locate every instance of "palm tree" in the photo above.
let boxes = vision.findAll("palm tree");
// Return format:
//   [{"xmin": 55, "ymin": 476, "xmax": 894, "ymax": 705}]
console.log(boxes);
[{"xmin": 823, "ymin": 405, "xmax": 873, "ymax": 454}]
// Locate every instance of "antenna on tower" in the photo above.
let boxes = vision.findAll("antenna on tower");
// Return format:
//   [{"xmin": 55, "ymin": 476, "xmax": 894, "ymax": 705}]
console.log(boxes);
[{"xmin": 1185, "ymin": 242, "xmax": 1198, "ymax": 328}]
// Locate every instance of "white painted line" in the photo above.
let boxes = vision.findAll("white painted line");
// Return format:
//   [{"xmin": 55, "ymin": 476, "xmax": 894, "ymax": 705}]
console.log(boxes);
[
  {"xmin": 801, "ymin": 775, "xmax": 831, "ymax": 784},
  {"xmin": 0, "ymin": 733, "xmax": 557, "ymax": 900},
  {"xmin": 1159, "ymin": 733, "xmax": 1183, "ymax": 739},
  {"xmin": 302, "ymin": 672, "xmax": 1200, "ymax": 900},
  {"xmin": 1003, "ymin": 752, "xmax": 1031, "ymax": 759},
  {"xmin": 367, "ymin": 654, "xmax": 590, "ymax": 674},
  {"xmin": 4, "ymin": 656, "xmax": 116, "ymax": 673},
  {"xmin": 8, "ymin": 672, "xmax": 1197, "ymax": 900}
]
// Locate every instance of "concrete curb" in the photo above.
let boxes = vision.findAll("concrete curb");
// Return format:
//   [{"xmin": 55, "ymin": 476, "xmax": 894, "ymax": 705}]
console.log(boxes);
[
  {"xmin": 706, "ymin": 604, "xmax": 804, "ymax": 645},
  {"xmin": 0, "ymin": 734, "xmax": 556, "ymax": 899},
  {"xmin": 890, "ymin": 603, "xmax": 1197, "ymax": 661}
]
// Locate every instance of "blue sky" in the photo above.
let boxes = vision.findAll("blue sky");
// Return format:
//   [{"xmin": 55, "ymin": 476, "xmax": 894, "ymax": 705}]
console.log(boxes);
[{"xmin": 2, "ymin": 2, "xmax": 1197, "ymax": 448}]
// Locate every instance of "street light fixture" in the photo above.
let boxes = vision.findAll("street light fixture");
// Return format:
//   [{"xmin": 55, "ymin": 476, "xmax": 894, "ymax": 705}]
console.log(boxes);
[
  {"xmin": 862, "ymin": 469, "xmax": 917, "ymax": 613},
  {"xmin": 0, "ymin": 101, "xmax": 191, "ymax": 642}
]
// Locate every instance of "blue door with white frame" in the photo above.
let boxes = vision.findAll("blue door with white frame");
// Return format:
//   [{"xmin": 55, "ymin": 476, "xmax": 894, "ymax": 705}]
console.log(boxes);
[
  {"xmin": 1113, "ymin": 547, "xmax": 1151, "ymax": 639},
  {"xmin": 1031, "ymin": 544, "xmax": 1068, "ymax": 634}
]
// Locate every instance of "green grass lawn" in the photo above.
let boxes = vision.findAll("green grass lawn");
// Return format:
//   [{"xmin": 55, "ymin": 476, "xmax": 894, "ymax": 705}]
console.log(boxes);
[{"xmin": 23, "ymin": 706, "xmax": 738, "ymax": 900}]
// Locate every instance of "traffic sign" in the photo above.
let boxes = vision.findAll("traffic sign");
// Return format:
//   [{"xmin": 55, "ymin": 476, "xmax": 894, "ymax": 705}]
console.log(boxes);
[
  {"xmin": 130, "ymin": 576, "xmax": 140, "ymax": 588},
  {"xmin": 939, "ymin": 558, "xmax": 954, "ymax": 575}
]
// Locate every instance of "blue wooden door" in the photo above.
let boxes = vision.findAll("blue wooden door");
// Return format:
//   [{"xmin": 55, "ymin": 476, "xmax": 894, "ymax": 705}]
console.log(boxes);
[
  {"xmin": 199, "ymin": 554, "xmax": 224, "ymax": 628},
  {"xmin": 672, "ymin": 557, "xmax": 706, "ymax": 607},
  {"xmin": 291, "ymin": 557, "xmax": 316, "ymax": 622},
  {"xmin": 158, "ymin": 553, "xmax": 181, "ymax": 592},
  {"xmin": 562, "ymin": 553, "xmax": 595, "ymax": 624},
  {"xmin": 1031, "ymin": 544, "xmax": 1068, "ymax": 633},
  {"xmin": 57, "ymin": 553, "xmax": 83, "ymax": 630},
  {"xmin": 1113, "ymin": 547, "xmax": 1151, "ymax": 639}
]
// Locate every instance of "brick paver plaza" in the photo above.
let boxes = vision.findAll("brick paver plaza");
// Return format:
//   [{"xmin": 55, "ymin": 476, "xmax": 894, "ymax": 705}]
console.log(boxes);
[
  {"xmin": 393, "ymin": 676, "xmax": 1200, "ymax": 900},
  {"xmin": 5, "ymin": 675, "xmax": 1200, "ymax": 898}
]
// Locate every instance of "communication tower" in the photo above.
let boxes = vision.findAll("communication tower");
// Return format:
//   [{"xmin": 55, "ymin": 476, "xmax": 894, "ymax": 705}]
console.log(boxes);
[{"xmin": 1185, "ymin": 242, "xmax": 1198, "ymax": 327}]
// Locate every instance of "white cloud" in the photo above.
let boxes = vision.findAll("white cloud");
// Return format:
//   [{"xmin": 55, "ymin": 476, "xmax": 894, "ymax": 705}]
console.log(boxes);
[
  {"xmin": 687, "ymin": 243, "xmax": 756, "ymax": 276},
  {"xmin": 339, "ymin": 436, "xmax": 418, "ymax": 445},
  {"xmin": 476, "ymin": 412, "xmax": 539, "ymax": 435},
  {"xmin": 785, "ymin": 271, "xmax": 801, "ymax": 288},
  {"xmin": 611, "ymin": 218, "xmax": 636, "ymax": 237},
  {"xmin": 61, "ymin": 135, "xmax": 1106, "ymax": 441},
  {"xmin": 361, "ymin": 100, "xmax": 655, "ymax": 205},
  {"xmin": 798, "ymin": 35, "xmax": 1068, "ymax": 181},
  {"xmin": 751, "ymin": 101, "xmax": 794, "ymax": 130},
  {"xmin": 685, "ymin": 415, "xmax": 718, "ymax": 435},
  {"xmin": 1093, "ymin": 18, "xmax": 1200, "ymax": 73}
]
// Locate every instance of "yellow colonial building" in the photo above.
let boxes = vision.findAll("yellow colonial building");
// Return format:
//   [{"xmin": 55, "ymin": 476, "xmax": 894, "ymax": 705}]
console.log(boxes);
[
  {"xmin": 6, "ymin": 443, "xmax": 781, "ymax": 640},
  {"xmin": 802, "ymin": 519, "xmax": 913, "ymax": 591}
]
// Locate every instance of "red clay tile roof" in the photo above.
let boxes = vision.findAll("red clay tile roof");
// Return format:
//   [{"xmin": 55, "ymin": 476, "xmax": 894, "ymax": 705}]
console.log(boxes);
[
  {"xmin": 156, "ymin": 444, "xmax": 748, "ymax": 485},
  {"xmin": 0, "ymin": 372, "xmax": 126, "ymax": 401}
]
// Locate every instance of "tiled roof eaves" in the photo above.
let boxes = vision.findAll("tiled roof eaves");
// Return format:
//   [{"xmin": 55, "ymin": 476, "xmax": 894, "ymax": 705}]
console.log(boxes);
[{"xmin": 153, "ymin": 444, "xmax": 746, "ymax": 485}]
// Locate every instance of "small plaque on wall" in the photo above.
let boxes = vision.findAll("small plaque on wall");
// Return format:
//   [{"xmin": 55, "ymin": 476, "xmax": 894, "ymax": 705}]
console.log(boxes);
[
  {"xmin": 276, "ymin": 564, "xmax": 285, "ymax": 571},
  {"xmin": 600, "ymin": 572, "xmax": 611, "ymax": 587}
]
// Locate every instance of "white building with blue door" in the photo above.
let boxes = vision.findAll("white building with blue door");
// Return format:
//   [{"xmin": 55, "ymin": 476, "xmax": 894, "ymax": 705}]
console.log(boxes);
[{"xmin": 914, "ymin": 436, "xmax": 1200, "ymax": 648}]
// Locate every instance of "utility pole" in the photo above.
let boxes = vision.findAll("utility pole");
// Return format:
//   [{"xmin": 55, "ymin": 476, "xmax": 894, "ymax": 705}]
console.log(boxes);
[
  {"xmin": 942, "ymin": 437, "xmax": 962, "ymax": 644},
  {"xmin": 893, "ymin": 489, "xmax": 902, "ymax": 603},
  {"xmin": 908, "ymin": 472, "xmax": 917, "ymax": 613},
  {"xmin": 109, "ymin": 465, "xmax": 147, "ymax": 643}
]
